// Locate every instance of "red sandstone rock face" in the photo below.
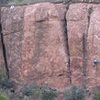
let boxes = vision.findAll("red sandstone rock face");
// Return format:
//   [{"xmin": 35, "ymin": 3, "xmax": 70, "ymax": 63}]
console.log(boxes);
[
  {"xmin": 67, "ymin": 3, "xmax": 100, "ymax": 90},
  {"xmin": 87, "ymin": 4, "xmax": 100, "ymax": 89},
  {"xmin": 1, "ymin": 6, "xmax": 26, "ymax": 85},
  {"xmin": 1, "ymin": 2, "xmax": 100, "ymax": 91},
  {"xmin": 1, "ymin": 3, "xmax": 68, "ymax": 90},
  {"xmin": 66, "ymin": 3, "xmax": 88, "ymax": 86}
]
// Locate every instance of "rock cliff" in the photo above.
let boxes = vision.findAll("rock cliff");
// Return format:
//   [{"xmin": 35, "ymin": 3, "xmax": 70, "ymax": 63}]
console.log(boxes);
[{"xmin": 0, "ymin": 1, "xmax": 100, "ymax": 91}]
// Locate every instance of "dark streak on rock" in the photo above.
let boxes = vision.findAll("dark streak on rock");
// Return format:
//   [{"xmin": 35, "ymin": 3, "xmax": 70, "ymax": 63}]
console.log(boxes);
[
  {"xmin": 33, "ymin": 22, "xmax": 47, "ymax": 66},
  {"xmin": 0, "ymin": 7, "xmax": 9, "ymax": 79},
  {"xmin": 82, "ymin": 7, "xmax": 92, "ymax": 89},
  {"xmin": 63, "ymin": 6, "xmax": 72, "ymax": 85}
]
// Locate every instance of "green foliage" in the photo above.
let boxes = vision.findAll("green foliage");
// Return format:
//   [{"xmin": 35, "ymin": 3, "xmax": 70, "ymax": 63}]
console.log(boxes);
[
  {"xmin": 42, "ymin": 90, "xmax": 57, "ymax": 100},
  {"xmin": 64, "ymin": 85, "xmax": 85, "ymax": 100},
  {"xmin": 93, "ymin": 91, "xmax": 100, "ymax": 100},
  {"xmin": 0, "ymin": 78, "xmax": 13, "ymax": 89},
  {"xmin": 0, "ymin": 0, "xmax": 8, "ymax": 4},
  {"xmin": 0, "ymin": 68, "xmax": 14, "ymax": 100},
  {"xmin": 0, "ymin": 68, "xmax": 6, "ymax": 82},
  {"xmin": 8, "ymin": 0, "xmax": 64, "ymax": 5},
  {"xmin": 18, "ymin": 84, "xmax": 57, "ymax": 100},
  {"xmin": 0, "ymin": 92, "xmax": 9, "ymax": 100},
  {"xmin": 20, "ymin": 84, "xmax": 40, "ymax": 96},
  {"xmin": 0, "ymin": 0, "xmax": 66, "ymax": 5},
  {"xmin": 13, "ymin": 0, "xmax": 22, "ymax": 4},
  {"xmin": 8, "ymin": 0, "xmax": 23, "ymax": 5},
  {"xmin": 0, "ymin": 88, "xmax": 14, "ymax": 100},
  {"xmin": 0, "ymin": 68, "xmax": 13, "ymax": 89}
]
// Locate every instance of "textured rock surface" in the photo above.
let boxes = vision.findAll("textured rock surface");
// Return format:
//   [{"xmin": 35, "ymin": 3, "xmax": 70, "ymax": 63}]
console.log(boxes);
[
  {"xmin": 87, "ymin": 4, "xmax": 100, "ymax": 89},
  {"xmin": 67, "ymin": 3, "xmax": 100, "ymax": 90},
  {"xmin": 1, "ymin": 3, "xmax": 68, "ymax": 90},
  {"xmin": 66, "ymin": 3, "xmax": 88, "ymax": 86},
  {"xmin": 1, "ymin": 1, "xmax": 100, "ymax": 91},
  {"xmin": 1, "ymin": 6, "xmax": 26, "ymax": 86}
]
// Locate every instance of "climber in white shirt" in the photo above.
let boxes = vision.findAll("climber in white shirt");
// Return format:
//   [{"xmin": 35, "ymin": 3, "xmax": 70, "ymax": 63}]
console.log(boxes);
[{"xmin": 10, "ymin": 5, "xmax": 14, "ymax": 10}]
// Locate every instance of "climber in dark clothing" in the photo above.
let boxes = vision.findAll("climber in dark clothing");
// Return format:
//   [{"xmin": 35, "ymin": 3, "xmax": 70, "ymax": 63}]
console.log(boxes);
[{"xmin": 93, "ymin": 59, "xmax": 100, "ymax": 66}]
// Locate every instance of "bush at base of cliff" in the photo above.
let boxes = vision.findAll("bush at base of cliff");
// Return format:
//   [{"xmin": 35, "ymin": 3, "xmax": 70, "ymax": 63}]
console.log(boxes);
[
  {"xmin": 8, "ymin": 0, "xmax": 64, "ymax": 5},
  {"xmin": 0, "ymin": 92, "xmax": 9, "ymax": 100},
  {"xmin": 41, "ymin": 89, "xmax": 57, "ymax": 100},
  {"xmin": 93, "ymin": 91, "xmax": 100, "ymax": 100},
  {"xmin": 64, "ymin": 85, "xmax": 85, "ymax": 100},
  {"xmin": 0, "ymin": 78, "xmax": 13, "ymax": 89},
  {"xmin": 0, "ymin": 0, "xmax": 8, "ymax": 4},
  {"xmin": 0, "ymin": 68, "xmax": 13, "ymax": 89},
  {"xmin": 18, "ymin": 84, "xmax": 57, "ymax": 100}
]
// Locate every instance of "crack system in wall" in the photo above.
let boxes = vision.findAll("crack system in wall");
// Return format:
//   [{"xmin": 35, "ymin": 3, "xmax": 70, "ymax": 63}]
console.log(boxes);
[
  {"xmin": 0, "ymin": 8, "xmax": 9, "ymax": 79},
  {"xmin": 0, "ymin": 2, "xmax": 97, "ymax": 89},
  {"xmin": 82, "ymin": 7, "xmax": 92, "ymax": 89},
  {"xmin": 64, "ymin": 6, "xmax": 72, "ymax": 85}
]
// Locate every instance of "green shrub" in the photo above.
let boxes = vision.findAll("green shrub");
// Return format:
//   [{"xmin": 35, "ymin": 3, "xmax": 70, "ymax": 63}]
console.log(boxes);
[
  {"xmin": 93, "ymin": 91, "xmax": 100, "ymax": 100},
  {"xmin": 0, "ymin": 0, "xmax": 8, "ymax": 4},
  {"xmin": 0, "ymin": 68, "xmax": 13, "ymax": 89},
  {"xmin": 42, "ymin": 90, "xmax": 57, "ymax": 100},
  {"xmin": 0, "ymin": 78, "xmax": 13, "ymax": 89},
  {"xmin": 64, "ymin": 85, "xmax": 85, "ymax": 100},
  {"xmin": 13, "ymin": 0, "xmax": 22, "ymax": 4},
  {"xmin": 0, "ymin": 92, "xmax": 9, "ymax": 100},
  {"xmin": 0, "ymin": 68, "xmax": 6, "ymax": 82},
  {"xmin": 0, "ymin": 87, "xmax": 15, "ymax": 100},
  {"xmin": 8, "ymin": 0, "xmax": 64, "ymax": 5},
  {"xmin": 20, "ymin": 84, "xmax": 39, "ymax": 96},
  {"xmin": 18, "ymin": 84, "xmax": 57, "ymax": 100}
]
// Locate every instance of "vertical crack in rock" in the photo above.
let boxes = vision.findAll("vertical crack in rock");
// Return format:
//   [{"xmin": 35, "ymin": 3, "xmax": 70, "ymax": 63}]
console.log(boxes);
[
  {"xmin": 82, "ymin": 7, "xmax": 92, "ymax": 89},
  {"xmin": 82, "ymin": 33, "xmax": 87, "ymax": 89},
  {"xmin": 64, "ymin": 7, "xmax": 72, "ymax": 85},
  {"xmin": 0, "ymin": 8, "xmax": 9, "ymax": 79}
]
